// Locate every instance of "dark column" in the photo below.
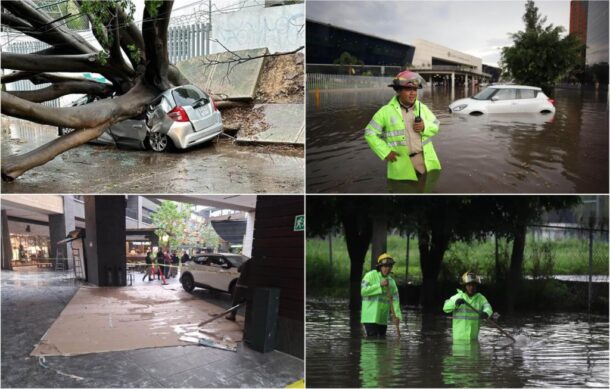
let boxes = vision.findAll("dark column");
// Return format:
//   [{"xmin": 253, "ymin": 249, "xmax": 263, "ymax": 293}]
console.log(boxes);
[
  {"xmin": 84, "ymin": 196, "xmax": 126, "ymax": 286},
  {"xmin": 49, "ymin": 214, "xmax": 67, "ymax": 261},
  {"xmin": 1, "ymin": 210, "xmax": 13, "ymax": 270}
]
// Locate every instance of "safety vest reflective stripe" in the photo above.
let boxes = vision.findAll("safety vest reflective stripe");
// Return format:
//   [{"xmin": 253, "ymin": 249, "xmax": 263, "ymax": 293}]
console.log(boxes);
[
  {"xmin": 362, "ymin": 296, "xmax": 389, "ymax": 303},
  {"xmin": 422, "ymin": 138, "xmax": 432, "ymax": 146},
  {"xmin": 432, "ymin": 119, "xmax": 440, "ymax": 127},
  {"xmin": 452, "ymin": 315, "xmax": 480, "ymax": 321},
  {"xmin": 388, "ymin": 140, "xmax": 408, "ymax": 147},
  {"xmin": 368, "ymin": 119, "xmax": 383, "ymax": 132},
  {"xmin": 365, "ymin": 129, "xmax": 379, "ymax": 137},
  {"xmin": 385, "ymin": 130, "xmax": 404, "ymax": 137}
]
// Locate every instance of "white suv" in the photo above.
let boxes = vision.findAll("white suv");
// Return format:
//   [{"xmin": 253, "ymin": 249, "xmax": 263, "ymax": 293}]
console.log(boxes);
[
  {"xmin": 448, "ymin": 85, "xmax": 556, "ymax": 115},
  {"xmin": 180, "ymin": 253, "xmax": 249, "ymax": 296}
]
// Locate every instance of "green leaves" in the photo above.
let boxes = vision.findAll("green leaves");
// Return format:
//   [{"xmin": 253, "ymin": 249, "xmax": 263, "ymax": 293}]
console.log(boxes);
[{"xmin": 501, "ymin": 0, "xmax": 585, "ymax": 96}]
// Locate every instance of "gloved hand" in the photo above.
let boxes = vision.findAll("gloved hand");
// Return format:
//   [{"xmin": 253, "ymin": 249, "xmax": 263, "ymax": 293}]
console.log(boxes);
[
  {"xmin": 455, "ymin": 298, "xmax": 465, "ymax": 306},
  {"xmin": 480, "ymin": 312, "xmax": 489, "ymax": 319}
]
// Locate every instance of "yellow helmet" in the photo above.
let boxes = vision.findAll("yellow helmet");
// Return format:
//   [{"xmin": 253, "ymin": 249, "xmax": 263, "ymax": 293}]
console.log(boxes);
[
  {"xmin": 376, "ymin": 253, "xmax": 395, "ymax": 267},
  {"xmin": 461, "ymin": 271, "xmax": 481, "ymax": 285}
]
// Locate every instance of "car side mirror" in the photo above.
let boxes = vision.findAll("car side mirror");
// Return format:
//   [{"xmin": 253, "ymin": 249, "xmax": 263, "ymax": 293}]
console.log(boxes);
[
  {"xmin": 491, "ymin": 96, "xmax": 499, "ymax": 102},
  {"xmin": 222, "ymin": 263, "xmax": 230, "ymax": 269}
]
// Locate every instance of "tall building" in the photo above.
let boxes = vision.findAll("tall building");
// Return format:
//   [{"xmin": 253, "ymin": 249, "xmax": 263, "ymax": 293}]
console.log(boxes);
[{"xmin": 570, "ymin": 0, "xmax": 588, "ymax": 44}]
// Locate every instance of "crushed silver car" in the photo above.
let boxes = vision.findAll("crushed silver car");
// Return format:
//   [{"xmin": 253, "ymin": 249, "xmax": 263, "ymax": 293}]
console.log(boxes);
[{"xmin": 58, "ymin": 85, "xmax": 223, "ymax": 152}]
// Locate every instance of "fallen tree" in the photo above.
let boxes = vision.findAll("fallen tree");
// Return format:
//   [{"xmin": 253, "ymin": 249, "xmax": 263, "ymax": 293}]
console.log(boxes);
[{"xmin": 1, "ymin": 0, "xmax": 189, "ymax": 180}]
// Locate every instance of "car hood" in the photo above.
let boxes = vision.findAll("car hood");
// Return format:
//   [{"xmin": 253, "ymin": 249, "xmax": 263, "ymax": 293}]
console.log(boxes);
[{"xmin": 448, "ymin": 98, "xmax": 474, "ymax": 107}]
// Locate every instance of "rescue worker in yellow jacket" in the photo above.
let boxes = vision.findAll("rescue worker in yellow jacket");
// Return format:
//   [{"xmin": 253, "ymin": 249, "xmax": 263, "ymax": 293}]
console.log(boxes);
[
  {"xmin": 443, "ymin": 272, "xmax": 493, "ymax": 341},
  {"xmin": 360, "ymin": 253, "xmax": 402, "ymax": 337},
  {"xmin": 364, "ymin": 70, "xmax": 441, "ymax": 181}
]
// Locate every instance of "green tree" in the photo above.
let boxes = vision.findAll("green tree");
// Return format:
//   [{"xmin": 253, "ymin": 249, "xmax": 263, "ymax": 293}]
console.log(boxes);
[
  {"xmin": 151, "ymin": 201, "xmax": 193, "ymax": 251},
  {"xmin": 500, "ymin": 0, "xmax": 584, "ymax": 96}
]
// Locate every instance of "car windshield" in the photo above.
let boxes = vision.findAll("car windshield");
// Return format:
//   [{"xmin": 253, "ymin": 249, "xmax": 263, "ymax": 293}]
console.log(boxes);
[
  {"xmin": 224, "ymin": 255, "xmax": 248, "ymax": 267},
  {"xmin": 472, "ymin": 87, "xmax": 498, "ymax": 100}
]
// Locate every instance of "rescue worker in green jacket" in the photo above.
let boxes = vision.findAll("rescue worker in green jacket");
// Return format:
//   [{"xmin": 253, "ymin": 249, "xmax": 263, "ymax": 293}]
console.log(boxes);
[
  {"xmin": 443, "ymin": 272, "xmax": 493, "ymax": 341},
  {"xmin": 361, "ymin": 253, "xmax": 403, "ymax": 337},
  {"xmin": 364, "ymin": 70, "xmax": 441, "ymax": 181}
]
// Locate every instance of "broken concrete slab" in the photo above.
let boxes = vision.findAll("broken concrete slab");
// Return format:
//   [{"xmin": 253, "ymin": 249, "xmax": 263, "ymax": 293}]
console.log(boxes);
[
  {"xmin": 177, "ymin": 48, "xmax": 268, "ymax": 100},
  {"xmin": 237, "ymin": 104, "xmax": 304, "ymax": 145},
  {"xmin": 31, "ymin": 284, "xmax": 243, "ymax": 357}
]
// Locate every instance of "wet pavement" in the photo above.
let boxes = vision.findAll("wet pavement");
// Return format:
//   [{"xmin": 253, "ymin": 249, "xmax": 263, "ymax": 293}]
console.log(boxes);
[
  {"xmin": 1, "ymin": 268, "xmax": 303, "ymax": 388},
  {"xmin": 1, "ymin": 119, "xmax": 303, "ymax": 193},
  {"xmin": 306, "ymin": 299, "xmax": 609, "ymax": 388},
  {"xmin": 306, "ymin": 87, "xmax": 609, "ymax": 193}
]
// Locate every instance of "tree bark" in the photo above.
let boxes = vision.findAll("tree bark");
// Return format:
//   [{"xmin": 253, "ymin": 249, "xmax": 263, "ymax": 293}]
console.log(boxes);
[
  {"xmin": 1, "ymin": 82, "xmax": 156, "ymax": 180},
  {"xmin": 339, "ymin": 199, "xmax": 373, "ymax": 312},
  {"xmin": 2, "ymin": 0, "xmax": 96, "ymax": 54},
  {"xmin": 418, "ymin": 227, "xmax": 449, "ymax": 312},
  {"xmin": 2, "ymin": 52, "xmax": 110, "ymax": 75},
  {"xmin": 142, "ymin": 0, "xmax": 173, "ymax": 91},
  {"xmin": 507, "ymin": 223, "xmax": 527, "ymax": 314},
  {"xmin": 6, "ymin": 81, "xmax": 113, "ymax": 103}
]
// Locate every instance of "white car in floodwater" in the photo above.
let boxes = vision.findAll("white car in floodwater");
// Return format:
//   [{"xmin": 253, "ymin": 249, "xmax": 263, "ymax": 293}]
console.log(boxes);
[{"xmin": 448, "ymin": 85, "xmax": 556, "ymax": 115}]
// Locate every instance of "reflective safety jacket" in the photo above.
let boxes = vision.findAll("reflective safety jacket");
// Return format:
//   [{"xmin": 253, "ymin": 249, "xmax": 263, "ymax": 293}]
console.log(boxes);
[
  {"xmin": 361, "ymin": 269, "xmax": 403, "ymax": 325},
  {"xmin": 364, "ymin": 96, "xmax": 441, "ymax": 181},
  {"xmin": 443, "ymin": 289, "xmax": 493, "ymax": 341}
]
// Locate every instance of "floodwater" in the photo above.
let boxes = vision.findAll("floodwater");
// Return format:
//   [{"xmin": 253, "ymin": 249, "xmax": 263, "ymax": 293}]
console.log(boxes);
[
  {"xmin": 306, "ymin": 87, "xmax": 609, "ymax": 193},
  {"xmin": 1, "ymin": 119, "xmax": 303, "ymax": 193},
  {"xmin": 306, "ymin": 300, "xmax": 609, "ymax": 388}
]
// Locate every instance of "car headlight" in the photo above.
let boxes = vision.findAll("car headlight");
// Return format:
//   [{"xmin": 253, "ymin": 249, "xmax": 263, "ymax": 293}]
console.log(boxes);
[{"xmin": 452, "ymin": 104, "xmax": 468, "ymax": 112}]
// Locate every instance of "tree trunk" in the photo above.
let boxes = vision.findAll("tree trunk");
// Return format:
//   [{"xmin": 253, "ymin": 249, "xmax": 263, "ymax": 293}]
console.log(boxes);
[
  {"xmin": 418, "ymin": 229, "xmax": 449, "ymax": 312},
  {"xmin": 507, "ymin": 223, "xmax": 527, "ymax": 314},
  {"xmin": 339, "ymin": 199, "xmax": 372, "ymax": 312}
]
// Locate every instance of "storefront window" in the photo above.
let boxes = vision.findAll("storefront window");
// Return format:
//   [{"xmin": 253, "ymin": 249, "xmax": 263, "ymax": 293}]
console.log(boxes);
[{"xmin": 10, "ymin": 234, "xmax": 50, "ymax": 264}]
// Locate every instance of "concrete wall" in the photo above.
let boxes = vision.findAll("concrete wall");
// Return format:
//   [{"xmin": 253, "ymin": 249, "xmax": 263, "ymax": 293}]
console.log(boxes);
[
  {"xmin": 210, "ymin": 3, "xmax": 304, "ymax": 54},
  {"xmin": 412, "ymin": 38, "xmax": 482, "ymax": 72},
  {"xmin": 1, "ymin": 195, "xmax": 63, "ymax": 214}
]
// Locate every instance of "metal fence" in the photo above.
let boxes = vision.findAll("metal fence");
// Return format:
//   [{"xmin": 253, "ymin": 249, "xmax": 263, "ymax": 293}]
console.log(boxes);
[
  {"xmin": 3, "ymin": 40, "xmax": 61, "ymax": 107},
  {"xmin": 307, "ymin": 73, "xmax": 394, "ymax": 90},
  {"xmin": 167, "ymin": 22, "xmax": 210, "ymax": 64},
  {"xmin": 307, "ymin": 63, "xmax": 401, "ymax": 76}
]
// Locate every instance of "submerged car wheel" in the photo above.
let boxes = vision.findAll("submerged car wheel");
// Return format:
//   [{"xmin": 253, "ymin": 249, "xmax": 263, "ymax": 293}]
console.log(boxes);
[
  {"xmin": 148, "ymin": 132, "xmax": 169, "ymax": 152},
  {"xmin": 181, "ymin": 273, "xmax": 195, "ymax": 292}
]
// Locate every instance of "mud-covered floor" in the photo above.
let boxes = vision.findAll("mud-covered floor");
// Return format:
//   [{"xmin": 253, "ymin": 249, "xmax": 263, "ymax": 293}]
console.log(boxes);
[
  {"xmin": 1, "ymin": 120, "xmax": 304, "ymax": 193},
  {"xmin": 1, "ymin": 268, "xmax": 303, "ymax": 388}
]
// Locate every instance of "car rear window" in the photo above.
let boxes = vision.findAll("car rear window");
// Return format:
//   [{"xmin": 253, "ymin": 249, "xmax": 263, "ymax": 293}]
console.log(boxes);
[
  {"xmin": 518, "ymin": 89, "xmax": 537, "ymax": 99},
  {"xmin": 172, "ymin": 87, "xmax": 204, "ymax": 106}
]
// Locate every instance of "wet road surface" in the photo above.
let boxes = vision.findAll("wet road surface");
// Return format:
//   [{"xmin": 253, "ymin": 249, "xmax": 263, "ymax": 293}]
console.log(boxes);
[
  {"xmin": 1, "ymin": 120, "xmax": 303, "ymax": 193},
  {"xmin": 306, "ymin": 299, "xmax": 609, "ymax": 388},
  {"xmin": 306, "ymin": 87, "xmax": 609, "ymax": 193}
]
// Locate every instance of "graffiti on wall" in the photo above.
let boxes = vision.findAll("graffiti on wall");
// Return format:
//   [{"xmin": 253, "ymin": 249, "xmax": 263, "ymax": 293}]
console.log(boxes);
[{"xmin": 211, "ymin": 4, "xmax": 304, "ymax": 54}]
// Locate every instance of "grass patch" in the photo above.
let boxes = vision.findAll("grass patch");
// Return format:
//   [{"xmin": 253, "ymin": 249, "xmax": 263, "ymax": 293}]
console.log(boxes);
[{"xmin": 307, "ymin": 234, "xmax": 609, "ymax": 296}]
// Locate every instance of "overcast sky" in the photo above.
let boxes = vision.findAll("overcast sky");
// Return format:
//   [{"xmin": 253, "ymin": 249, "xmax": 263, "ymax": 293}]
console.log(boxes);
[{"xmin": 306, "ymin": 0, "xmax": 572, "ymax": 66}]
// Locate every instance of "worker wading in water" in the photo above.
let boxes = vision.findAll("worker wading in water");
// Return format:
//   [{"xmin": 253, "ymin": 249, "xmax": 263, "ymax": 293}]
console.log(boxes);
[
  {"xmin": 443, "ymin": 272, "xmax": 493, "ymax": 341},
  {"xmin": 361, "ymin": 253, "xmax": 402, "ymax": 338},
  {"xmin": 364, "ymin": 70, "xmax": 441, "ymax": 182}
]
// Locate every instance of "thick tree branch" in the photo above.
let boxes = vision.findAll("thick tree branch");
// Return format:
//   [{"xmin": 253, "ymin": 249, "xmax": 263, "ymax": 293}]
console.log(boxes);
[
  {"xmin": 2, "ymin": 52, "xmax": 109, "ymax": 74},
  {"xmin": 142, "ymin": 0, "xmax": 173, "ymax": 91},
  {"xmin": 168, "ymin": 64, "xmax": 190, "ymax": 87},
  {"xmin": 1, "ymin": 81, "xmax": 157, "ymax": 180},
  {"xmin": 1, "ymin": 71, "xmax": 39, "ymax": 84},
  {"xmin": 2, "ymin": 1, "xmax": 95, "ymax": 54},
  {"xmin": 6, "ymin": 81, "xmax": 113, "ymax": 103}
]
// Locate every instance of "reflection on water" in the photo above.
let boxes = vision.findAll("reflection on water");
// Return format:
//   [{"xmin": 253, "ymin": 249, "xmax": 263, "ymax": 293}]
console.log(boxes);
[
  {"xmin": 306, "ymin": 300, "xmax": 609, "ymax": 388},
  {"xmin": 306, "ymin": 87, "xmax": 609, "ymax": 193}
]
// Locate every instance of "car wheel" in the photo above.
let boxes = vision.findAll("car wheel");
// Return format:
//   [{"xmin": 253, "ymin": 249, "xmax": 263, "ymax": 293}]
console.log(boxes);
[
  {"xmin": 148, "ymin": 132, "xmax": 170, "ymax": 152},
  {"xmin": 181, "ymin": 273, "xmax": 195, "ymax": 292}
]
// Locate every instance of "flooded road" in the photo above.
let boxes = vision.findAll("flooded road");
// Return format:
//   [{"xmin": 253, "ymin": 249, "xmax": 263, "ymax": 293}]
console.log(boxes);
[
  {"xmin": 1, "ymin": 119, "xmax": 303, "ymax": 193},
  {"xmin": 306, "ymin": 300, "xmax": 609, "ymax": 388},
  {"xmin": 306, "ymin": 87, "xmax": 609, "ymax": 193}
]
